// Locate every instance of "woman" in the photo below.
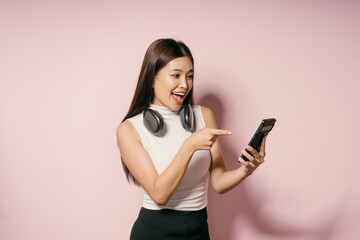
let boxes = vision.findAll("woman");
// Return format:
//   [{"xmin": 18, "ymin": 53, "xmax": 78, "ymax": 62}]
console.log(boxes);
[{"xmin": 116, "ymin": 38, "xmax": 266, "ymax": 239}]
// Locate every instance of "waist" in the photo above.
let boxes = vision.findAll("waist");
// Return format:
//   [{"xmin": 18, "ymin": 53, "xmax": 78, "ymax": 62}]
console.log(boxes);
[{"xmin": 139, "ymin": 207, "xmax": 208, "ymax": 220}]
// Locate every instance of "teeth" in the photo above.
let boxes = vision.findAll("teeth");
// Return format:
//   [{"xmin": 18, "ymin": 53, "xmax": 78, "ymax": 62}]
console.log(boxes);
[{"xmin": 173, "ymin": 92, "xmax": 185, "ymax": 96}]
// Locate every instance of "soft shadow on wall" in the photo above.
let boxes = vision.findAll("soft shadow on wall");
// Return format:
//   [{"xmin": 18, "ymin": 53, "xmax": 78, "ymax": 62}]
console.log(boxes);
[{"xmin": 197, "ymin": 93, "xmax": 337, "ymax": 240}]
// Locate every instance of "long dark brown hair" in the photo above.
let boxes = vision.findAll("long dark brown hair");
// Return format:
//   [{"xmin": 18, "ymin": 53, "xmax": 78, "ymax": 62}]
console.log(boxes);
[{"xmin": 120, "ymin": 38, "xmax": 195, "ymax": 185}]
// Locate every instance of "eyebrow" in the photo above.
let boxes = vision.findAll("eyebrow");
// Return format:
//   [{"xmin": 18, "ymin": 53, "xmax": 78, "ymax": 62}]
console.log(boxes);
[{"xmin": 169, "ymin": 69, "xmax": 194, "ymax": 73}]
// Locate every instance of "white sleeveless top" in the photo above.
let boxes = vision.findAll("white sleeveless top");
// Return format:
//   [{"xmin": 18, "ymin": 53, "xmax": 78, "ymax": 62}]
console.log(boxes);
[{"xmin": 126, "ymin": 104, "xmax": 211, "ymax": 211}]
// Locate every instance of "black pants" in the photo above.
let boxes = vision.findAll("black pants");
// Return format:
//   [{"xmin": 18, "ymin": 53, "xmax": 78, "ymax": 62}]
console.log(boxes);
[{"xmin": 130, "ymin": 207, "xmax": 210, "ymax": 240}]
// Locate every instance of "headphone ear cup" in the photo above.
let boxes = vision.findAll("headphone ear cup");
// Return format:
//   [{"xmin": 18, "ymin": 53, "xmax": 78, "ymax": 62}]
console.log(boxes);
[
  {"xmin": 143, "ymin": 109, "xmax": 164, "ymax": 135},
  {"xmin": 180, "ymin": 104, "xmax": 194, "ymax": 131}
]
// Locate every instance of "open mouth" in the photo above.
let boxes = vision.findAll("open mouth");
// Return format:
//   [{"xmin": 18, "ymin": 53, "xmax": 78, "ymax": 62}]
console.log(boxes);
[{"xmin": 171, "ymin": 92, "xmax": 186, "ymax": 104}]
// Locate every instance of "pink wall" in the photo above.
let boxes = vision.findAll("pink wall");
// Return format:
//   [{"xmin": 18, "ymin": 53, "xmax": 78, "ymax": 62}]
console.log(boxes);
[{"xmin": 1, "ymin": 1, "xmax": 359, "ymax": 239}]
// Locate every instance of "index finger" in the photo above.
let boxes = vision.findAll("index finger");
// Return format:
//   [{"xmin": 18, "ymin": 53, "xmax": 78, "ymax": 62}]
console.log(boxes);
[{"xmin": 210, "ymin": 128, "xmax": 232, "ymax": 136}]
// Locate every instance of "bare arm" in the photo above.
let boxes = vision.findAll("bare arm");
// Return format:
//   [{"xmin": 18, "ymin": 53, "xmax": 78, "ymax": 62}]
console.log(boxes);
[
  {"xmin": 202, "ymin": 106, "xmax": 266, "ymax": 194},
  {"xmin": 116, "ymin": 120, "xmax": 231, "ymax": 205},
  {"xmin": 117, "ymin": 121, "xmax": 195, "ymax": 205}
]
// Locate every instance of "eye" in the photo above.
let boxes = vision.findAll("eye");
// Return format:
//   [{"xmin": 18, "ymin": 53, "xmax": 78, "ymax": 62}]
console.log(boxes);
[
  {"xmin": 172, "ymin": 74, "xmax": 180, "ymax": 78},
  {"xmin": 187, "ymin": 75, "xmax": 194, "ymax": 80}
]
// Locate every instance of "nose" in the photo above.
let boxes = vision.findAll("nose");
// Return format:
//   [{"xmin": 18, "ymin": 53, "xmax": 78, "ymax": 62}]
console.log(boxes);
[{"xmin": 178, "ymin": 76, "xmax": 188, "ymax": 89}]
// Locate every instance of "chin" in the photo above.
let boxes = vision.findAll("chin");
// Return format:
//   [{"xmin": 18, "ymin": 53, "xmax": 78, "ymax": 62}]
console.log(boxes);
[
  {"xmin": 166, "ymin": 100, "xmax": 182, "ymax": 110},
  {"xmin": 170, "ymin": 104, "xmax": 182, "ymax": 111}
]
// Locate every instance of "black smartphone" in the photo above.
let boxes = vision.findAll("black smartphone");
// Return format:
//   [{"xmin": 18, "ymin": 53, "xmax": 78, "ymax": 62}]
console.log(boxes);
[{"xmin": 240, "ymin": 118, "xmax": 276, "ymax": 162}]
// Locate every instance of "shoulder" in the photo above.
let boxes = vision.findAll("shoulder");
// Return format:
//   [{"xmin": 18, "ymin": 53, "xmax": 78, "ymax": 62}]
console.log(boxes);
[
  {"xmin": 116, "ymin": 111, "xmax": 143, "ymax": 139},
  {"xmin": 116, "ymin": 120, "xmax": 141, "ymax": 144},
  {"xmin": 199, "ymin": 106, "xmax": 214, "ymax": 118},
  {"xmin": 116, "ymin": 120, "xmax": 134, "ymax": 136},
  {"xmin": 198, "ymin": 105, "xmax": 217, "ymax": 128}
]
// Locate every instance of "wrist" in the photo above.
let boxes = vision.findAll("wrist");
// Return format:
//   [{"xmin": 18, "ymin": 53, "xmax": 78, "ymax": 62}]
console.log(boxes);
[
  {"xmin": 240, "ymin": 165, "xmax": 253, "ymax": 177},
  {"xmin": 183, "ymin": 138, "xmax": 196, "ymax": 155}
]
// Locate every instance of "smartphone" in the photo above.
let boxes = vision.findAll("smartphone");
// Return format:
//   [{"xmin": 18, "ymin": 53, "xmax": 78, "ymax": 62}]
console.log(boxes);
[{"xmin": 240, "ymin": 118, "xmax": 276, "ymax": 162}]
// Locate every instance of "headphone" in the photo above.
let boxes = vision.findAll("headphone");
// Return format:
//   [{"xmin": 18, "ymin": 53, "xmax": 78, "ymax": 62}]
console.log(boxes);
[{"xmin": 143, "ymin": 104, "xmax": 194, "ymax": 135}]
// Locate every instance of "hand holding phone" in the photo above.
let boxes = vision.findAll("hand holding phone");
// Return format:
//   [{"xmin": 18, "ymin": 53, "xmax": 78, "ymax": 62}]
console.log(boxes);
[{"xmin": 240, "ymin": 118, "xmax": 276, "ymax": 162}]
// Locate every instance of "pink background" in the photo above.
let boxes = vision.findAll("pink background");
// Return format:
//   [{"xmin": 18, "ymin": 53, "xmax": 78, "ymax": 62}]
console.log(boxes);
[{"xmin": 1, "ymin": 0, "xmax": 359, "ymax": 239}]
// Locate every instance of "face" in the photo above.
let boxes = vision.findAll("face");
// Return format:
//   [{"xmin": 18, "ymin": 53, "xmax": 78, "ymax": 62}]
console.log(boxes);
[{"xmin": 152, "ymin": 56, "xmax": 193, "ymax": 111}]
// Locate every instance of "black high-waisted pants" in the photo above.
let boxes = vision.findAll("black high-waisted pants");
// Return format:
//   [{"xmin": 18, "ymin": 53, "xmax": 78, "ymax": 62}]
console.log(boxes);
[{"xmin": 130, "ymin": 207, "xmax": 210, "ymax": 240}]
